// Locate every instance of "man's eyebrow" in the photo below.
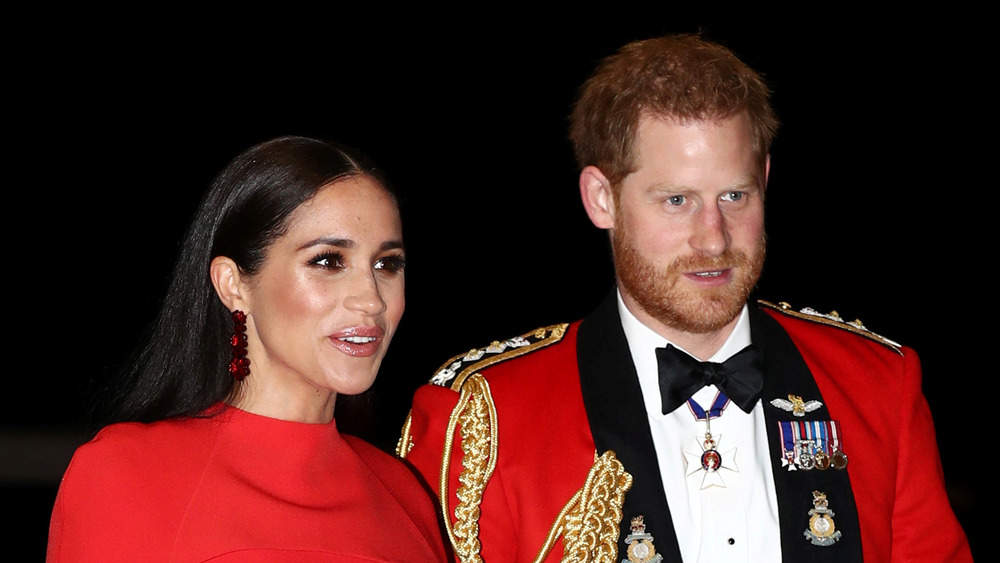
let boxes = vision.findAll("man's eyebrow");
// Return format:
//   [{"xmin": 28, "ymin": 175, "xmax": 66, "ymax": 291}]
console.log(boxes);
[{"xmin": 645, "ymin": 175, "xmax": 761, "ymax": 193}]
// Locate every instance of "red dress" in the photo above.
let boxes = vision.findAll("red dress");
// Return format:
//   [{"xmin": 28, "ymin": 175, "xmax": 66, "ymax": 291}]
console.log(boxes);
[{"xmin": 46, "ymin": 404, "xmax": 449, "ymax": 562}]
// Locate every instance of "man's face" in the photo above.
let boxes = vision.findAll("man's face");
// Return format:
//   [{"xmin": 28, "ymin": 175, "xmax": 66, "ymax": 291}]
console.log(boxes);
[{"xmin": 611, "ymin": 114, "xmax": 767, "ymax": 336}]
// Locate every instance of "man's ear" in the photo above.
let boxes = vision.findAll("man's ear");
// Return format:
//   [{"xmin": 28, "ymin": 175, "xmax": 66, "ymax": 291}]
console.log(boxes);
[
  {"xmin": 209, "ymin": 256, "xmax": 247, "ymax": 311},
  {"xmin": 579, "ymin": 165, "xmax": 615, "ymax": 230},
  {"xmin": 764, "ymin": 154, "xmax": 771, "ymax": 189}
]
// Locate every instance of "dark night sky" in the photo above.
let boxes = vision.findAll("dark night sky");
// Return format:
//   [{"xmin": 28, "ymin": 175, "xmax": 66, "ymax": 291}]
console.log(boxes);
[{"xmin": 7, "ymin": 14, "xmax": 987, "ymax": 560}]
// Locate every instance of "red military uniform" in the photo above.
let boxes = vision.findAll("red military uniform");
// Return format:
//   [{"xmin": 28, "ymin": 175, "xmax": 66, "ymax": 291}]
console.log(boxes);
[{"xmin": 399, "ymin": 294, "xmax": 972, "ymax": 562}]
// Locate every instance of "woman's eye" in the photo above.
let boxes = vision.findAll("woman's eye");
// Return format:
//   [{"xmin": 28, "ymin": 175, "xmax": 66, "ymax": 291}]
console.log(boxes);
[
  {"xmin": 310, "ymin": 252, "xmax": 344, "ymax": 269},
  {"xmin": 374, "ymin": 256, "xmax": 406, "ymax": 274}
]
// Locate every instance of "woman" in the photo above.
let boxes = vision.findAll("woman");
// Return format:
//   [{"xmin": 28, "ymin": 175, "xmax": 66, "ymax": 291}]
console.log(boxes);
[{"xmin": 46, "ymin": 136, "xmax": 449, "ymax": 562}]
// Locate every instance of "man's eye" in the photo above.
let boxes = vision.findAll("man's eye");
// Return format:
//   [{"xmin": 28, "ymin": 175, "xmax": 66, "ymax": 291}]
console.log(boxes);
[
  {"xmin": 667, "ymin": 195, "xmax": 686, "ymax": 206},
  {"xmin": 721, "ymin": 191, "xmax": 744, "ymax": 202},
  {"xmin": 374, "ymin": 256, "xmax": 406, "ymax": 274}
]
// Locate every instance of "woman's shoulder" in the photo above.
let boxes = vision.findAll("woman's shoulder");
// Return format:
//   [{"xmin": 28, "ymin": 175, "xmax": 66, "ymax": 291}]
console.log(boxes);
[
  {"xmin": 48, "ymin": 417, "xmax": 226, "ymax": 561},
  {"xmin": 342, "ymin": 435, "xmax": 413, "ymax": 476},
  {"xmin": 83, "ymin": 416, "xmax": 218, "ymax": 460},
  {"xmin": 53, "ymin": 417, "xmax": 222, "ymax": 527},
  {"xmin": 62, "ymin": 416, "xmax": 222, "ymax": 492},
  {"xmin": 341, "ymin": 435, "xmax": 436, "ymax": 499},
  {"xmin": 340, "ymin": 434, "xmax": 449, "ymax": 560}
]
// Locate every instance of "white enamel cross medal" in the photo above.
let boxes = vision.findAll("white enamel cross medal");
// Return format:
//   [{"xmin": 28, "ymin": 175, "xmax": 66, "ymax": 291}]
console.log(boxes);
[{"xmin": 682, "ymin": 394, "xmax": 738, "ymax": 489}]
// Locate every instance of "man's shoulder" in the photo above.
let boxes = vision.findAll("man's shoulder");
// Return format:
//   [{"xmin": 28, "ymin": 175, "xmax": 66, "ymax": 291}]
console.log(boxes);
[
  {"xmin": 423, "ymin": 321, "xmax": 580, "ymax": 392},
  {"xmin": 756, "ymin": 299, "xmax": 905, "ymax": 356}
]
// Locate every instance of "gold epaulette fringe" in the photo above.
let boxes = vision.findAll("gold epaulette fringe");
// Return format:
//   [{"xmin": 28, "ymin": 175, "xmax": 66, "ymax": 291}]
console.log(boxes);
[{"xmin": 758, "ymin": 299, "xmax": 903, "ymax": 355}]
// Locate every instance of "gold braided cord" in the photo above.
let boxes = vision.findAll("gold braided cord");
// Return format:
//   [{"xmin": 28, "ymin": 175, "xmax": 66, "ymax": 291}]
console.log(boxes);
[
  {"xmin": 532, "ymin": 490, "xmax": 583, "ymax": 563},
  {"xmin": 532, "ymin": 451, "xmax": 633, "ymax": 563},
  {"xmin": 446, "ymin": 323, "xmax": 570, "ymax": 391},
  {"xmin": 438, "ymin": 374, "xmax": 498, "ymax": 563},
  {"xmin": 757, "ymin": 299, "xmax": 903, "ymax": 354},
  {"xmin": 395, "ymin": 412, "xmax": 414, "ymax": 458}
]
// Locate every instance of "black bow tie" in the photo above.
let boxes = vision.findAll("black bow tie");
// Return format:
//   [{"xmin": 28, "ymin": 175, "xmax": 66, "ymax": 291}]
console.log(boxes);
[{"xmin": 655, "ymin": 344, "xmax": 765, "ymax": 415}]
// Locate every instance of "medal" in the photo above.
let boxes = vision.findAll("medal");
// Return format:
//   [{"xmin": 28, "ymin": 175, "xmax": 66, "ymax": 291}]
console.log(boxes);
[
  {"xmin": 779, "ymin": 421, "xmax": 799, "ymax": 471},
  {"xmin": 682, "ymin": 393, "xmax": 738, "ymax": 489},
  {"xmin": 621, "ymin": 515, "xmax": 664, "ymax": 563},
  {"xmin": 828, "ymin": 420, "xmax": 848, "ymax": 470},
  {"xmin": 779, "ymin": 419, "xmax": 847, "ymax": 471},
  {"xmin": 797, "ymin": 439, "xmax": 816, "ymax": 470},
  {"xmin": 796, "ymin": 421, "xmax": 816, "ymax": 470},
  {"xmin": 803, "ymin": 490, "xmax": 842, "ymax": 546},
  {"xmin": 809, "ymin": 421, "xmax": 830, "ymax": 470},
  {"xmin": 814, "ymin": 450, "xmax": 831, "ymax": 470},
  {"xmin": 832, "ymin": 450, "xmax": 849, "ymax": 469}
]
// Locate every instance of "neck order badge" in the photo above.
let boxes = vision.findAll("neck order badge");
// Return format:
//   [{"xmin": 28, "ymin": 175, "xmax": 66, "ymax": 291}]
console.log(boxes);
[{"xmin": 682, "ymin": 392, "xmax": 739, "ymax": 489}]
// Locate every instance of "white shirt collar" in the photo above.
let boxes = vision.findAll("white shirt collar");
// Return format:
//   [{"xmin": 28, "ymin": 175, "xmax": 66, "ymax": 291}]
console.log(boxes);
[{"xmin": 617, "ymin": 289, "xmax": 753, "ymax": 416}]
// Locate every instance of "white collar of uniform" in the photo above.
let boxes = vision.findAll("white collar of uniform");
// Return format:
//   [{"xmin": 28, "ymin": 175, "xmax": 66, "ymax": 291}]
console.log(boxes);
[{"xmin": 616, "ymin": 289, "xmax": 753, "ymax": 417}]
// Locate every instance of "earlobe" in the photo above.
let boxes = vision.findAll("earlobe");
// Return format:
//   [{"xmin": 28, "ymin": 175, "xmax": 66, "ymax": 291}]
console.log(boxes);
[
  {"xmin": 209, "ymin": 256, "xmax": 246, "ymax": 311},
  {"xmin": 579, "ymin": 166, "xmax": 615, "ymax": 230}
]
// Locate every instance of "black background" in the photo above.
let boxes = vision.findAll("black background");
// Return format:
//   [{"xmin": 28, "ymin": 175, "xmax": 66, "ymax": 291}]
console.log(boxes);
[{"xmin": 6, "ymin": 14, "xmax": 987, "ymax": 561}]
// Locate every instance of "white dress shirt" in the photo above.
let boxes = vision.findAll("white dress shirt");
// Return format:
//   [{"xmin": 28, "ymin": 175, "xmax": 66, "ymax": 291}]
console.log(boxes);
[{"xmin": 618, "ymin": 292, "xmax": 782, "ymax": 562}]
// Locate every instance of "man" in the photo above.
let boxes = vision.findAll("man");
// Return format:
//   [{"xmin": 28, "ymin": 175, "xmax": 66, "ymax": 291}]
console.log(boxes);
[{"xmin": 397, "ymin": 34, "xmax": 972, "ymax": 562}]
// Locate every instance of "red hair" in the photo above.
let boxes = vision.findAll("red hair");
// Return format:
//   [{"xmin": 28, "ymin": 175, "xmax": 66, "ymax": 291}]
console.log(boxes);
[{"xmin": 569, "ymin": 34, "xmax": 778, "ymax": 186}]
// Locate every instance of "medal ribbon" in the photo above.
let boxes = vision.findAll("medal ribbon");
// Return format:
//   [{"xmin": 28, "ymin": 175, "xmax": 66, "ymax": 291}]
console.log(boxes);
[
  {"xmin": 829, "ymin": 420, "xmax": 842, "ymax": 453},
  {"xmin": 798, "ymin": 420, "xmax": 815, "ymax": 457},
  {"xmin": 811, "ymin": 420, "xmax": 828, "ymax": 455},
  {"xmin": 686, "ymin": 391, "xmax": 731, "ymax": 421},
  {"xmin": 779, "ymin": 420, "xmax": 797, "ymax": 461}
]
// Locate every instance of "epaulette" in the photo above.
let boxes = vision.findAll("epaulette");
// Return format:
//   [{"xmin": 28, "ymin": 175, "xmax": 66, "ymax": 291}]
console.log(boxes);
[
  {"xmin": 428, "ymin": 323, "xmax": 570, "ymax": 392},
  {"xmin": 401, "ymin": 321, "xmax": 630, "ymax": 561},
  {"xmin": 758, "ymin": 300, "xmax": 903, "ymax": 355}
]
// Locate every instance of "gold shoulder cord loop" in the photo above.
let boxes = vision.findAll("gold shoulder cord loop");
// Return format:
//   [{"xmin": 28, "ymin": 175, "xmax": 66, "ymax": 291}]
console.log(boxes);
[
  {"xmin": 440, "ymin": 374, "xmax": 498, "ymax": 563},
  {"xmin": 533, "ymin": 450, "xmax": 633, "ymax": 563},
  {"xmin": 396, "ymin": 412, "xmax": 414, "ymax": 458}
]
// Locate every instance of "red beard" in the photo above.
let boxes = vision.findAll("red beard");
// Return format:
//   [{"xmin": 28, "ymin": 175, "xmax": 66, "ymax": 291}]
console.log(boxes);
[{"xmin": 612, "ymin": 222, "xmax": 766, "ymax": 334}]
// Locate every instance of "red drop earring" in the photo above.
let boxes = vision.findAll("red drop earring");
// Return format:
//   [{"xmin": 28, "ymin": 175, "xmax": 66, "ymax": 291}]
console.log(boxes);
[{"xmin": 228, "ymin": 310, "xmax": 250, "ymax": 381}]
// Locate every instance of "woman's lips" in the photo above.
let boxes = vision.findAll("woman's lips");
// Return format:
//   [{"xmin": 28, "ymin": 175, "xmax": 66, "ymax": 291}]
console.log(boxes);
[{"xmin": 328, "ymin": 326, "xmax": 385, "ymax": 357}]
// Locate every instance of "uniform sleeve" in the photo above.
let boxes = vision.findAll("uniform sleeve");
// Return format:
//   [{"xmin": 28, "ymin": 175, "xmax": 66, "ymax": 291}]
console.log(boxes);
[
  {"xmin": 890, "ymin": 350, "xmax": 972, "ymax": 562},
  {"xmin": 401, "ymin": 384, "xmax": 457, "ymax": 502}
]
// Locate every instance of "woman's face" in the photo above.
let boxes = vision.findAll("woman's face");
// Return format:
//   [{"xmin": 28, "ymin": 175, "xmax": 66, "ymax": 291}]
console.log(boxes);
[{"xmin": 238, "ymin": 175, "xmax": 405, "ymax": 421}]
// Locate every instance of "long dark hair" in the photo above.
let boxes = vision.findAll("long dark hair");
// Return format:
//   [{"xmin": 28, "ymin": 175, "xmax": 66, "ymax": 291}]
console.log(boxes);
[{"xmin": 102, "ymin": 136, "xmax": 390, "ymax": 423}]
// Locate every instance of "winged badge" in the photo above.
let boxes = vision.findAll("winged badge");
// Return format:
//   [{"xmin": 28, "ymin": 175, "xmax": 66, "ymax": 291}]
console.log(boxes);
[{"xmin": 770, "ymin": 394, "xmax": 822, "ymax": 417}]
